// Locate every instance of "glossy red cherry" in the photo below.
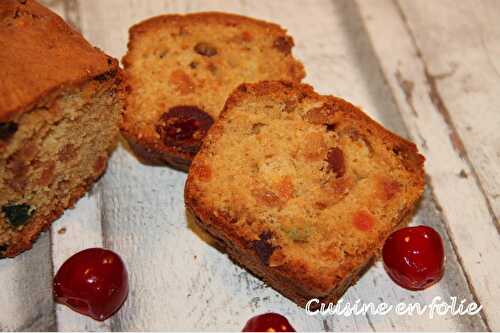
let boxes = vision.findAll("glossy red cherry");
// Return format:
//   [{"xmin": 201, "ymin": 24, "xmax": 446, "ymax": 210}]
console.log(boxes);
[
  {"xmin": 53, "ymin": 248, "xmax": 128, "ymax": 321},
  {"xmin": 242, "ymin": 313, "xmax": 295, "ymax": 332},
  {"xmin": 383, "ymin": 226, "xmax": 444, "ymax": 291}
]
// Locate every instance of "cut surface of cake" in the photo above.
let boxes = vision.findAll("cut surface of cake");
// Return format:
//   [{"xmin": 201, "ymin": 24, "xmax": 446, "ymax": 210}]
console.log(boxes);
[
  {"xmin": 121, "ymin": 12, "xmax": 305, "ymax": 170},
  {"xmin": 185, "ymin": 81, "xmax": 425, "ymax": 306}
]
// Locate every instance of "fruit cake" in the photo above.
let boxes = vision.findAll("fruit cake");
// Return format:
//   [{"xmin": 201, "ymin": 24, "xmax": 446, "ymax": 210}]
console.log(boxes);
[
  {"xmin": 121, "ymin": 12, "xmax": 305, "ymax": 170},
  {"xmin": 185, "ymin": 81, "xmax": 425, "ymax": 306},
  {"xmin": 0, "ymin": 0, "xmax": 123, "ymax": 258}
]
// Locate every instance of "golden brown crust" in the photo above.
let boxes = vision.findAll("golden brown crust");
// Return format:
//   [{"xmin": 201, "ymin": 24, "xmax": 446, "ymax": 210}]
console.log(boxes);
[
  {"xmin": 185, "ymin": 81, "xmax": 425, "ymax": 305},
  {"xmin": 0, "ymin": 0, "xmax": 118, "ymax": 121},
  {"xmin": 121, "ymin": 12, "xmax": 305, "ymax": 170}
]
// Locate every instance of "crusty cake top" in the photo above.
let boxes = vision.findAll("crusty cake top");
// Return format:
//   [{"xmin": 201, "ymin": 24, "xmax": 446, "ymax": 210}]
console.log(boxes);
[
  {"xmin": 0, "ymin": 0, "xmax": 118, "ymax": 121},
  {"xmin": 121, "ymin": 12, "xmax": 305, "ymax": 161},
  {"xmin": 186, "ymin": 81, "xmax": 424, "ymax": 295}
]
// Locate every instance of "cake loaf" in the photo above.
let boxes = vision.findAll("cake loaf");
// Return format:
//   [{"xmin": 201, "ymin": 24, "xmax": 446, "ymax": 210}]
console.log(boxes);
[
  {"xmin": 0, "ymin": 0, "xmax": 122, "ymax": 258},
  {"xmin": 121, "ymin": 12, "xmax": 305, "ymax": 170},
  {"xmin": 185, "ymin": 81, "xmax": 425, "ymax": 306}
]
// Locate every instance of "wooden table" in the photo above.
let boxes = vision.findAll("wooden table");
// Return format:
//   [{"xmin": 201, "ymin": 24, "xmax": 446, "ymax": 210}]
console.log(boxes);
[{"xmin": 1, "ymin": 0, "xmax": 499, "ymax": 331}]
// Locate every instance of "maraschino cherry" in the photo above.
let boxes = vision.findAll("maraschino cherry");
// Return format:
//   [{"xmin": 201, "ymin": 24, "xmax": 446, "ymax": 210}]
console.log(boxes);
[
  {"xmin": 383, "ymin": 226, "xmax": 444, "ymax": 290},
  {"xmin": 53, "ymin": 248, "xmax": 128, "ymax": 321},
  {"xmin": 242, "ymin": 313, "xmax": 295, "ymax": 332}
]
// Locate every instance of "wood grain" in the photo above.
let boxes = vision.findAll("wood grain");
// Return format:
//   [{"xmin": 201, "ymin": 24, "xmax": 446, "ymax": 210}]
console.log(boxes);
[
  {"xmin": 398, "ymin": 0, "xmax": 500, "ymax": 225},
  {"xmin": 0, "ymin": 233, "xmax": 55, "ymax": 331},
  {"xmin": 357, "ymin": 0, "xmax": 500, "ymax": 329}
]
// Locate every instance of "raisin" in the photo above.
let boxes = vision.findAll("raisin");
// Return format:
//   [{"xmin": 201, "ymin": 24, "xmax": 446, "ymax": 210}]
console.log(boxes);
[
  {"xmin": 325, "ymin": 124, "xmax": 337, "ymax": 132},
  {"xmin": 156, "ymin": 106, "xmax": 214, "ymax": 154},
  {"xmin": 0, "ymin": 122, "xmax": 18, "ymax": 140},
  {"xmin": 251, "ymin": 231, "xmax": 276, "ymax": 265},
  {"xmin": 325, "ymin": 147, "xmax": 345, "ymax": 177},
  {"xmin": 2, "ymin": 204, "xmax": 35, "ymax": 227},
  {"xmin": 94, "ymin": 73, "xmax": 108, "ymax": 82},
  {"xmin": 304, "ymin": 104, "xmax": 337, "ymax": 125},
  {"xmin": 194, "ymin": 42, "xmax": 217, "ymax": 57},
  {"xmin": 94, "ymin": 70, "xmax": 116, "ymax": 82},
  {"xmin": 0, "ymin": 244, "xmax": 7, "ymax": 258},
  {"xmin": 273, "ymin": 36, "xmax": 293, "ymax": 54}
]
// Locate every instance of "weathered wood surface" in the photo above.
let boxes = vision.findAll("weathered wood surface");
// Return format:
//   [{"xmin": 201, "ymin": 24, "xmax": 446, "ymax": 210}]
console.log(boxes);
[
  {"xmin": 357, "ymin": 0, "xmax": 500, "ymax": 329},
  {"xmin": 398, "ymin": 0, "xmax": 500, "ymax": 222},
  {"xmin": 0, "ymin": 0, "xmax": 497, "ymax": 331}
]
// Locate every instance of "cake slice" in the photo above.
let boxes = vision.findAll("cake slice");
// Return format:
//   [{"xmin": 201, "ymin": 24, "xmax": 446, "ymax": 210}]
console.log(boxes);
[
  {"xmin": 185, "ymin": 81, "xmax": 425, "ymax": 306},
  {"xmin": 0, "ymin": 0, "xmax": 122, "ymax": 258},
  {"xmin": 121, "ymin": 12, "xmax": 305, "ymax": 170}
]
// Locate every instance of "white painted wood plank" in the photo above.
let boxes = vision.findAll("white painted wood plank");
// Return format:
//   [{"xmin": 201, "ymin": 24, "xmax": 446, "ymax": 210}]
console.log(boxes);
[
  {"xmin": 357, "ymin": 0, "xmax": 500, "ymax": 330},
  {"xmin": 70, "ymin": 0, "xmax": 488, "ymax": 331},
  {"xmin": 50, "ymin": 190, "xmax": 111, "ymax": 332},
  {"xmin": 0, "ymin": 233, "xmax": 55, "ymax": 331},
  {"xmin": 398, "ymin": 0, "xmax": 500, "ymax": 223}
]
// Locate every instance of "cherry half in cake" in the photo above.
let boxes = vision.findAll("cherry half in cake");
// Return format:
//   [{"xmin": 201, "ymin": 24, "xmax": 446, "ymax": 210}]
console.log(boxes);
[
  {"xmin": 156, "ymin": 105, "xmax": 214, "ymax": 156},
  {"xmin": 53, "ymin": 248, "xmax": 128, "ymax": 321},
  {"xmin": 383, "ymin": 226, "xmax": 445, "ymax": 290}
]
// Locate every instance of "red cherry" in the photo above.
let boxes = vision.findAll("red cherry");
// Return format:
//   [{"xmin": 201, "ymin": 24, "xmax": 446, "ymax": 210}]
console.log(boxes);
[
  {"xmin": 53, "ymin": 248, "xmax": 128, "ymax": 321},
  {"xmin": 242, "ymin": 313, "xmax": 295, "ymax": 332},
  {"xmin": 383, "ymin": 226, "xmax": 444, "ymax": 291}
]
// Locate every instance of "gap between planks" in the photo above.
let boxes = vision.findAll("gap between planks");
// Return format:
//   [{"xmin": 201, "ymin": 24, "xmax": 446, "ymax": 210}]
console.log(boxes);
[
  {"xmin": 397, "ymin": 0, "xmax": 500, "ymax": 225},
  {"xmin": 356, "ymin": 0, "xmax": 500, "ymax": 330}
]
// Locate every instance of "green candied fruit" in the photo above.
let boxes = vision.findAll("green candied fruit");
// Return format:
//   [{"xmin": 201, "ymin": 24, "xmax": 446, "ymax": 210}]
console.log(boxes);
[
  {"xmin": 0, "ymin": 122, "xmax": 18, "ymax": 140},
  {"xmin": 286, "ymin": 226, "xmax": 310, "ymax": 242},
  {"xmin": 2, "ymin": 204, "xmax": 35, "ymax": 227}
]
